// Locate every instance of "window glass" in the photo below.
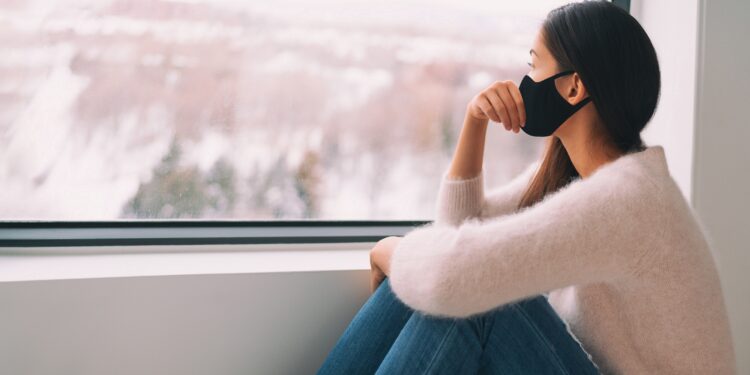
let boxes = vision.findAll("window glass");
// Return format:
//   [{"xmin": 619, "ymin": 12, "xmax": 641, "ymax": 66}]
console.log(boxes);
[{"xmin": 0, "ymin": 0, "xmax": 575, "ymax": 220}]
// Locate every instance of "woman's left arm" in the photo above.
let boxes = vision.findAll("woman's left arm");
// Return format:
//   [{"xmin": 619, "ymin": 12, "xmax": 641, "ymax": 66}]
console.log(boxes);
[{"xmin": 387, "ymin": 173, "xmax": 660, "ymax": 319}]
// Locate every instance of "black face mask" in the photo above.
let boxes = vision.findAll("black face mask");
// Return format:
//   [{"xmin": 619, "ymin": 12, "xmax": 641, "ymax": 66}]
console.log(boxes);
[{"xmin": 518, "ymin": 70, "xmax": 592, "ymax": 137}]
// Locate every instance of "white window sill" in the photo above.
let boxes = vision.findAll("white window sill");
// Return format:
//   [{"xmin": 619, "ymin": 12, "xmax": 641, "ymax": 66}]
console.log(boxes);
[{"xmin": 0, "ymin": 242, "xmax": 373, "ymax": 283}]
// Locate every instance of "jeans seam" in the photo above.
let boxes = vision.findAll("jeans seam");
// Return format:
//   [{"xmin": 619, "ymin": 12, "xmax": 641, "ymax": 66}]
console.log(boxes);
[
  {"xmin": 512, "ymin": 303, "xmax": 571, "ymax": 375},
  {"xmin": 421, "ymin": 319, "xmax": 458, "ymax": 374}
]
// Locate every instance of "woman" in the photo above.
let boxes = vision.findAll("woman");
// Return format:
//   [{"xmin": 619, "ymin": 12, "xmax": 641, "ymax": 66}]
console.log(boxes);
[{"xmin": 318, "ymin": 1, "xmax": 736, "ymax": 374}]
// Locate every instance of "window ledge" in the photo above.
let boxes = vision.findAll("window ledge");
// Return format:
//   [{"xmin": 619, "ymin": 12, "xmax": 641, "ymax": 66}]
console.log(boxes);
[{"xmin": 0, "ymin": 242, "xmax": 372, "ymax": 283}]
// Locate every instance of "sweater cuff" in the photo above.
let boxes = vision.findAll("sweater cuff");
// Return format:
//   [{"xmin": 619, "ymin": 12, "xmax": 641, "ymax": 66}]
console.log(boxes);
[{"xmin": 434, "ymin": 169, "xmax": 485, "ymax": 227}]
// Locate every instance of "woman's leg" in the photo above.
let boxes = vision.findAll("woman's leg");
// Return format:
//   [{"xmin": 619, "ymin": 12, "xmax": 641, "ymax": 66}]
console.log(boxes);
[
  {"xmin": 375, "ymin": 306, "xmax": 486, "ymax": 374},
  {"xmin": 376, "ymin": 294, "xmax": 601, "ymax": 375},
  {"xmin": 317, "ymin": 277, "xmax": 414, "ymax": 375},
  {"xmin": 477, "ymin": 295, "xmax": 601, "ymax": 374},
  {"xmin": 319, "ymin": 276, "xmax": 600, "ymax": 375}
]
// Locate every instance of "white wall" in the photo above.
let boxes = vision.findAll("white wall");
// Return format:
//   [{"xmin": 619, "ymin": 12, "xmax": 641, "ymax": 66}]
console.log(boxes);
[
  {"xmin": 0, "ymin": 269, "xmax": 372, "ymax": 375},
  {"xmin": 634, "ymin": 0, "xmax": 749, "ymax": 372},
  {"xmin": 691, "ymin": 0, "xmax": 750, "ymax": 373},
  {"xmin": 632, "ymin": 0, "xmax": 699, "ymax": 203}
]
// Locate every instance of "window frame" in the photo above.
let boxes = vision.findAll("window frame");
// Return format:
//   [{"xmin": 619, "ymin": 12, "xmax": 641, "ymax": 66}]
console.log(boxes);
[
  {"xmin": 0, "ymin": 220, "xmax": 428, "ymax": 247},
  {"xmin": 613, "ymin": 0, "xmax": 630, "ymax": 11},
  {"xmin": 0, "ymin": 0, "xmax": 629, "ymax": 249}
]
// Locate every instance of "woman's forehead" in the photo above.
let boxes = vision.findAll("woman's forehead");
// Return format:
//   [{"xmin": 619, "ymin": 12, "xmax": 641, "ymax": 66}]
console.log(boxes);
[{"xmin": 531, "ymin": 30, "xmax": 548, "ymax": 57}]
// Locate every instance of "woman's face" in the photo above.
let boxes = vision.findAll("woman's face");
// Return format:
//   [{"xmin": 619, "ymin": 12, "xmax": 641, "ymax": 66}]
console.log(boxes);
[
  {"xmin": 526, "ymin": 28, "xmax": 593, "ymax": 138},
  {"xmin": 527, "ymin": 29, "xmax": 587, "ymax": 106}
]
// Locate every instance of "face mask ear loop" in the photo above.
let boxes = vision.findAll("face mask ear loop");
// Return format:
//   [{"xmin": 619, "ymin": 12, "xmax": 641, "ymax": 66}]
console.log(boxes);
[
  {"xmin": 552, "ymin": 70, "xmax": 591, "ymax": 109},
  {"xmin": 548, "ymin": 70, "xmax": 576, "ymax": 81},
  {"xmin": 572, "ymin": 96, "xmax": 593, "ymax": 110}
]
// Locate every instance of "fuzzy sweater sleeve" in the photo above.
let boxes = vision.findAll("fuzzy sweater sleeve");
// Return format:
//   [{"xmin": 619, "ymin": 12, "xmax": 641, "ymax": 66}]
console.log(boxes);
[
  {"xmin": 389, "ymin": 167, "xmax": 659, "ymax": 318},
  {"xmin": 435, "ymin": 161, "xmax": 540, "ymax": 226}
]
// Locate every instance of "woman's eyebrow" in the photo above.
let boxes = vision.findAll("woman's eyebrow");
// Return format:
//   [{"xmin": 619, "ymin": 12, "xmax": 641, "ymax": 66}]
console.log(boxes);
[{"xmin": 529, "ymin": 49, "xmax": 538, "ymax": 57}]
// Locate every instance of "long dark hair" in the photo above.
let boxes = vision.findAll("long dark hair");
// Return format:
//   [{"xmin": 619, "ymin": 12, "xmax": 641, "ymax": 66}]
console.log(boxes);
[{"xmin": 517, "ymin": 0, "xmax": 661, "ymax": 210}]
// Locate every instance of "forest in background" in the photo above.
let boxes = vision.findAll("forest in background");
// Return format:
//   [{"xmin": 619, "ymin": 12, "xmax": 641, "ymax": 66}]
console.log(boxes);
[{"xmin": 0, "ymin": 0, "xmax": 553, "ymax": 220}]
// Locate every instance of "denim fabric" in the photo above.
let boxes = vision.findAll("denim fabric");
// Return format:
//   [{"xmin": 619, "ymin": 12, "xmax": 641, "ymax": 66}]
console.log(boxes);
[{"xmin": 317, "ymin": 277, "xmax": 601, "ymax": 375}]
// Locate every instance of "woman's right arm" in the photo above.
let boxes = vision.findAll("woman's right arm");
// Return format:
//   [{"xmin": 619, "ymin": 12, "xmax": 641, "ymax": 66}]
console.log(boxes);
[
  {"xmin": 447, "ymin": 79, "xmax": 526, "ymax": 179},
  {"xmin": 390, "ymin": 164, "xmax": 655, "ymax": 319},
  {"xmin": 435, "ymin": 80, "xmax": 529, "ymax": 226},
  {"xmin": 445, "ymin": 111, "xmax": 489, "ymax": 181}
]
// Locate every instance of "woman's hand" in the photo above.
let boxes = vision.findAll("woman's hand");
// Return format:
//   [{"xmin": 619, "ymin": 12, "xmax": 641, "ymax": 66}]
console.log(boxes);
[
  {"xmin": 466, "ymin": 80, "xmax": 526, "ymax": 133},
  {"xmin": 369, "ymin": 236, "xmax": 402, "ymax": 293}
]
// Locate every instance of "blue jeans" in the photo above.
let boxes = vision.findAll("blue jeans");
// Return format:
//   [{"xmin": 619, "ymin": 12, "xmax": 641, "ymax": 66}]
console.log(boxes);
[{"xmin": 317, "ymin": 277, "xmax": 601, "ymax": 374}]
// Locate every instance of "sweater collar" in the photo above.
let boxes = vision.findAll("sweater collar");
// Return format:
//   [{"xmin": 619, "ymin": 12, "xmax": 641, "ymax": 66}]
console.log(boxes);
[
  {"xmin": 584, "ymin": 145, "xmax": 669, "ymax": 181},
  {"xmin": 628, "ymin": 145, "xmax": 668, "ymax": 174}
]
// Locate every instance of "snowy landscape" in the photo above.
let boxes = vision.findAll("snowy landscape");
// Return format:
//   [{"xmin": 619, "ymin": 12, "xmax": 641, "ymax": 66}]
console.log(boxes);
[{"xmin": 0, "ymin": 0, "xmax": 565, "ymax": 220}]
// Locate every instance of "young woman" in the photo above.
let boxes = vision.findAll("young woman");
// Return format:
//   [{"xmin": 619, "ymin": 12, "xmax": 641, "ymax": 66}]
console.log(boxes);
[{"xmin": 317, "ymin": 1, "xmax": 736, "ymax": 374}]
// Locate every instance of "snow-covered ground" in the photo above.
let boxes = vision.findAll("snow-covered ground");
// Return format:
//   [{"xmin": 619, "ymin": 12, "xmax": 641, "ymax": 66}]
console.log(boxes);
[{"xmin": 0, "ymin": 0, "xmax": 555, "ymax": 220}]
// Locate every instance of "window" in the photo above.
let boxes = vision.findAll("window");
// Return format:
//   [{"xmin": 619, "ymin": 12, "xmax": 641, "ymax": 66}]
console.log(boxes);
[{"xmin": 0, "ymin": 0, "xmax": 624, "ymax": 223}]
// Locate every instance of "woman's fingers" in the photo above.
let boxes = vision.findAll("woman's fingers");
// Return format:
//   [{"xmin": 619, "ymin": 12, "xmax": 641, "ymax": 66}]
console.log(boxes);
[
  {"xmin": 477, "ymin": 94, "xmax": 500, "ymax": 123},
  {"xmin": 494, "ymin": 83, "xmax": 520, "ymax": 132},
  {"xmin": 506, "ymin": 82, "xmax": 526, "ymax": 128},
  {"xmin": 369, "ymin": 248, "xmax": 384, "ymax": 293},
  {"xmin": 466, "ymin": 80, "xmax": 526, "ymax": 133},
  {"xmin": 370, "ymin": 266, "xmax": 385, "ymax": 293},
  {"xmin": 485, "ymin": 89, "xmax": 512, "ymax": 130}
]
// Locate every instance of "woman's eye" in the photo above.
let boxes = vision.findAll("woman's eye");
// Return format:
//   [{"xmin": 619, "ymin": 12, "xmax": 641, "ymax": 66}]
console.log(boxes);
[{"xmin": 527, "ymin": 62, "xmax": 533, "ymax": 68}]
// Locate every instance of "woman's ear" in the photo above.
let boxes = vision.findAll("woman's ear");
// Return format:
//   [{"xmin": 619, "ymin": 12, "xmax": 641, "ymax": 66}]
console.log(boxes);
[
  {"xmin": 567, "ymin": 73, "xmax": 588, "ymax": 105},
  {"xmin": 554, "ymin": 73, "xmax": 587, "ymax": 105}
]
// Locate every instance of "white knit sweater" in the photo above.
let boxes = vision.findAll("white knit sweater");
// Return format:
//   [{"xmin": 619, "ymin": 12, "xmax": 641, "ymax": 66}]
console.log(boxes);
[{"xmin": 389, "ymin": 145, "xmax": 736, "ymax": 375}]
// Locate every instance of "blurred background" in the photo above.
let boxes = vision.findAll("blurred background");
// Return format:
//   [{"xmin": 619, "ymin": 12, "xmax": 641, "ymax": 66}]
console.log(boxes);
[{"xmin": 0, "ymin": 0, "xmax": 577, "ymax": 220}]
